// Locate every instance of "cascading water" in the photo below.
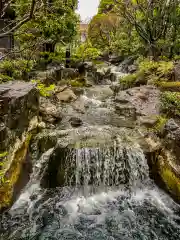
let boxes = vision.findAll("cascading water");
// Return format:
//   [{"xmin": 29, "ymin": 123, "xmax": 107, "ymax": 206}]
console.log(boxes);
[
  {"xmin": 1, "ymin": 144, "xmax": 180, "ymax": 239},
  {"xmin": 1, "ymin": 66, "xmax": 180, "ymax": 239}
]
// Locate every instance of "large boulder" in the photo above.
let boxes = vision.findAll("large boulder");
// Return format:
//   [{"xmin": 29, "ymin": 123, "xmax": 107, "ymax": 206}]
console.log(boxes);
[
  {"xmin": 0, "ymin": 81, "xmax": 39, "ymax": 211},
  {"xmin": 162, "ymin": 118, "xmax": 180, "ymax": 159},
  {"xmin": 115, "ymin": 85, "xmax": 160, "ymax": 117},
  {"xmin": 55, "ymin": 87, "xmax": 77, "ymax": 102},
  {"xmin": 39, "ymin": 97, "xmax": 62, "ymax": 124}
]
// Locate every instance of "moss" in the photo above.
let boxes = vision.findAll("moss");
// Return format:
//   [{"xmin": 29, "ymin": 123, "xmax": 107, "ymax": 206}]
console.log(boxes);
[
  {"xmin": 92, "ymin": 60, "xmax": 105, "ymax": 65},
  {"xmin": 153, "ymin": 116, "xmax": 168, "ymax": 133},
  {"xmin": 161, "ymin": 91, "xmax": 180, "ymax": 117},
  {"xmin": 157, "ymin": 81, "xmax": 180, "ymax": 91},
  {"xmin": 120, "ymin": 70, "xmax": 146, "ymax": 90},
  {"xmin": 69, "ymin": 79, "xmax": 85, "ymax": 87},
  {"xmin": 0, "ymin": 133, "xmax": 31, "ymax": 210},
  {"xmin": 31, "ymin": 79, "xmax": 55, "ymax": 97},
  {"xmin": 158, "ymin": 155, "xmax": 180, "ymax": 200}
]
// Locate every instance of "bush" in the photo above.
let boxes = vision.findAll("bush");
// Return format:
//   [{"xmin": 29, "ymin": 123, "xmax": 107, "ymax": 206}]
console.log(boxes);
[
  {"xmin": 0, "ymin": 74, "xmax": 13, "ymax": 83},
  {"xmin": 157, "ymin": 61, "xmax": 173, "ymax": 76},
  {"xmin": 74, "ymin": 41, "xmax": 101, "ymax": 61},
  {"xmin": 31, "ymin": 80, "xmax": 55, "ymax": 97},
  {"xmin": 133, "ymin": 58, "xmax": 174, "ymax": 86},
  {"xmin": 161, "ymin": 91, "xmax": 180, "ymax": 116},
  {"xmin": 139, "ymin": 59, "xmax": 159, "ymax": 74},
  {"xmin": 0, "ymin": 59, "xmax": 34, "ymax": 80}
]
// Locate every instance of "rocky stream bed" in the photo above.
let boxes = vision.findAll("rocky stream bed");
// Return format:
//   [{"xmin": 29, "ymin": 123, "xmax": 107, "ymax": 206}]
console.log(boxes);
[{"xmin": 0, "ymin": 62, "xmax": 180, "ymax": 239}]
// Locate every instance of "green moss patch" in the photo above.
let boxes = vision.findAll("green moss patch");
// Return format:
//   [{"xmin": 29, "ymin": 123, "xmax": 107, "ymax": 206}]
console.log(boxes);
[
  {"xmin": 0, "ymin": 134, "xmax": 31, "ymax": 210},
  {"xmin": 158, "ymin": 155, "xmax": 180, "ymax": 200}
]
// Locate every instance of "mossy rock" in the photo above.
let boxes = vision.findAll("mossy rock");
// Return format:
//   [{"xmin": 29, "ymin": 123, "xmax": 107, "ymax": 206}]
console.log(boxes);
[
  {"xmin": 0, "ymin": 134, "xmax": 31, "ymax": 210},
  {"xmin": 120, "ymin": 71, "xmax": 146, "ymax": 90},
  {"xmin": 157, "ymin": 81, "xmax": 180, "ymax": 92},
  {"xmin": 157, "ymin": 152, "xmax": 180, "ymax": 201}
]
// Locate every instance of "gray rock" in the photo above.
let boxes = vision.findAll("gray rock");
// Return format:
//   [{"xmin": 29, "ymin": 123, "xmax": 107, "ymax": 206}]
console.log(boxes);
[
  {"xmin": 128, "ymin": 64, "xmax": 137, "ymax": 73},
  {"xmin": 0, "ymin": 81, "xmax": 39, "ymax": 151},
  {"xmin": 40, "ymin": 98, "xmax": 62, "ymax": 124},
  {"xmin": 69, "ymin": 117, "xmax": 83, "ymax": 127},
  {"xmin": 110, "ymin": 83, "xmax": 120, "ymax": 95},
  {"xmin": 139, "ymin": 116, "xmax": 158, "ymax": 128},
  {"xmin": 164, "ymin": 119, "xmax": 179, "ymax": 132},
  {"xmin": 115, "ymin": 103, "xmax": 136, "ymax": 120},
  {"xmin": 56, "ymin": 88, "xmax": 77, "ymax": 102}
]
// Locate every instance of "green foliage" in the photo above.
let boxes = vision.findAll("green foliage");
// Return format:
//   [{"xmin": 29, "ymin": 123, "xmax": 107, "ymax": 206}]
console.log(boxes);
[
  {"xmin": 0, "ymin": 74, "xmax": 13, "ymax": 83},
  {"xmin": 157, "ymin": 61, "xmax": 173, "ymax": 76},
  {"xmin": 14, "ymin": 0, "xmax": 79, "ymax": 54},
  {"xmin": 153, "ymin": 116, "xmax": 168, "ymax": 133},
  {"xmin": 69, "ymin": 79, "xmax": 86, "ymax": 87},
  {"xmin": 161, "ymin": 91, "xmax": 180, "ymax": 116},
  {"xmin": 119, "ymin": 59, "xmax": 174, "ymax": 90},
  {"xmin": 74, "ymin": 42, "xmax": 101, "ymax": 61},
  {"xmin": 0, "ymin": 59, "xmax": 34, "ymax": 80},
  {"xmin": 31, "ymin": 80, "xmax": 55, "ymax": 97},
  {"xmin": 0, "ymin": 152, "xmax": 8, "ymax": 158},
  {"xmin": 0, "ymin": 152, "xmax": 9, "ymax": 185},
  {"xmin": 98, "ymin": 0, "xmax": 115, "ymax": 14},
  {"xmin": 139, "ymin": 59, "xmax": 159, "ymax": 74},
  {"xmin": 136, "ymin": 59, "xmax": 173, "ymax": 85}
]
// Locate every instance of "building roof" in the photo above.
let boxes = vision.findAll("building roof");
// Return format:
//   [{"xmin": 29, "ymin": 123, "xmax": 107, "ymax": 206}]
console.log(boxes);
[{"xmin": 80, "ymin": 23, "xmax": 88, "ymax": 32}]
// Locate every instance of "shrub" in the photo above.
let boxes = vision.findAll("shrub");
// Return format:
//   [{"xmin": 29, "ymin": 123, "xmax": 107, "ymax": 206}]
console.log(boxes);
[
  {"xmin": 74, "ymin": 41, "xmax": 101, "ymax": 61},
  {"xmin": 31, "ymin": 80, "xmax": 55, "ymax": 97},
  {"xmin": 0, "ymin": 74, "xmax": 13, "ymax": 83},
  {"xmin": 0, "ymin": 59, "xmax": 34, "ymax": 80},
  {"xmin": 0, "ymin": 60, "xmax": 14, "ymax": 76},
  {"xmin": 139, "ymin": 59, "xmax": 159, "ymax": 74},
  {"xmin": 161, "ymin": 91, "xmax": 180, "ymax": 116},
  {"xmin": 157, "ymin": 61, "xmax": 173, "ymax": 76}
]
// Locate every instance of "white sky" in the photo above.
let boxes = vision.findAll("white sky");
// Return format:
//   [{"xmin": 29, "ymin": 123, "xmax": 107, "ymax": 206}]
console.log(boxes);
[{"xmin": 77, "ymin": 0, "xmax": 100, "ymax": 21}]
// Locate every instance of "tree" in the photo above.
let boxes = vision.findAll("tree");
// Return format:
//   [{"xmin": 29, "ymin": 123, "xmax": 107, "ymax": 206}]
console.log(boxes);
[
  {"xmin": 0, "ymin": 0, "xmax": 79, "ymax": 56},
  {"xmin": 98, "ymin": 0, "xmax": 115, "ymax": 14},
  {"xmin": 0, "ymin": 0, "xmax": 36, "ymax": 38},
  {"xmin": 88, "ymin": 13, "xmax": 120, "ymax": 52},
  {"xmin": 114, "ymin": 0, "xmax": 180, "ymax": 59}
]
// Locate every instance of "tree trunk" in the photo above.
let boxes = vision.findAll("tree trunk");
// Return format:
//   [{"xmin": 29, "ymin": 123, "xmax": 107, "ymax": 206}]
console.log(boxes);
[
  {"xmin": 149, "ymin": 42, "xmax": 159, "ymax": 60},
  {"xmin": 43, "ymin": 42, "xmax": 55, "ymax": 52}
]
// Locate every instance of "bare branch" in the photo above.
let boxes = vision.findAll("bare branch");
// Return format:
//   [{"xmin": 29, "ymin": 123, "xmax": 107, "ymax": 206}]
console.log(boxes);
[
  {"xmin": 0, "ymin": 0, "xmax": 36, "ymax": 38},
  {"xmin": 1, "ymin": 0, "xmax": 13, "ymax": 18}
]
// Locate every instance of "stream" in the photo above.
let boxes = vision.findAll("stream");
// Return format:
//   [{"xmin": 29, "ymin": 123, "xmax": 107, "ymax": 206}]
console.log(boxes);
[{"xmin": 1, "ymin": 66, "xmax": 180, "ymax": 239}]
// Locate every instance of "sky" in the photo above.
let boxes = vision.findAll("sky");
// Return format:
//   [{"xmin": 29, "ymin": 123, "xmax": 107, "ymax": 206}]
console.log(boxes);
[{"xmin": 77, "ymin": 0, "xmax": 100, "ymax": 21}]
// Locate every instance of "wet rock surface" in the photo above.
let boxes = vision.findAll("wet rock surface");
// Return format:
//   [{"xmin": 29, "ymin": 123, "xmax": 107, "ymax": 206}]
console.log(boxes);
[
  {"xmin": 115, "ymin": 85, "xmax": 160, "ymax": 117},
  {"xmin": 2, "ymin": 63, "xmax": 180, "ymax": 239},
  {"xmin": 0, "ymin": 81, "xmax": 39, "ymax": 210},
  {"xmin": 0, "ymin": 81, "xmax": 39, "ymax": 151},
  {"xmin": 39, "ymin": 97, "xmax": 62, "ymax": 124}
]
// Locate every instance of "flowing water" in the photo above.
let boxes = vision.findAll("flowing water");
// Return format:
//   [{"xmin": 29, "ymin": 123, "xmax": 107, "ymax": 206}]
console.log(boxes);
[{"xmin": 1, "ymin": 68, "xmax": 180, "ymax": 239}]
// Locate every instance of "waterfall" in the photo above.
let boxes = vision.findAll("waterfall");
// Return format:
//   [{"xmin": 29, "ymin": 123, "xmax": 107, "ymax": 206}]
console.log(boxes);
[{"xmin": 64, "ymin": 146, "xmax": 149, "ymax": 189}]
